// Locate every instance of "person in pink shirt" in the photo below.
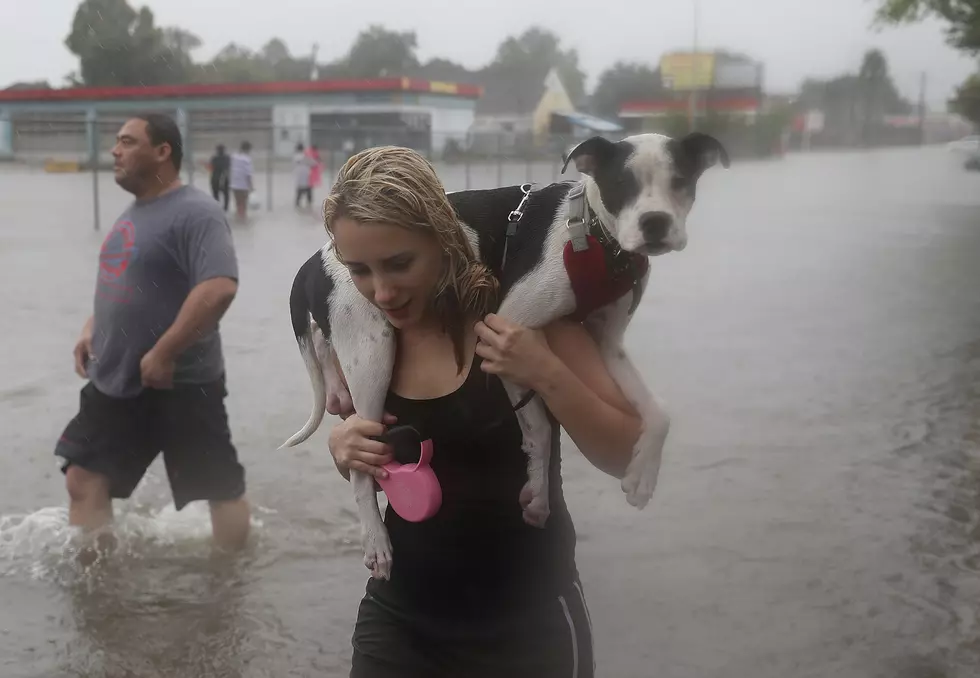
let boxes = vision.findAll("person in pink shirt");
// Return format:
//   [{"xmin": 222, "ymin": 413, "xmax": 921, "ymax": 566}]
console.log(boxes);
[{"xmin": 306, "ymin": 144, "xmax": 324, "ymax": 200}]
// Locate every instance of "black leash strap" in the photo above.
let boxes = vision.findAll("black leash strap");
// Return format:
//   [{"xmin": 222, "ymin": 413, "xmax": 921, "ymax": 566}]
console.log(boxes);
[
  {"xmin": 513, "ymin": 388, "xmax": 536, "ymax": 412},
  {"xmin": 501, "ymin": 183, "xmax": 533, "ymax": 270}
]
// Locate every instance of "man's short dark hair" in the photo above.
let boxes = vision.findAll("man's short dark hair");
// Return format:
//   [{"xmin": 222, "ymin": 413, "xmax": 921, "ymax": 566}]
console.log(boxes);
[{"xmin": 134, "ymin": 113, "xmax": 183, "ymax": 173}]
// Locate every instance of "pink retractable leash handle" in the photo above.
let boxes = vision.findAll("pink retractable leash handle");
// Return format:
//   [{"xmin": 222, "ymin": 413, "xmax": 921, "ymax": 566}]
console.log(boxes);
[{"xmin": 373, "ymin": 425, "xmax": 442, "ymax": 523}]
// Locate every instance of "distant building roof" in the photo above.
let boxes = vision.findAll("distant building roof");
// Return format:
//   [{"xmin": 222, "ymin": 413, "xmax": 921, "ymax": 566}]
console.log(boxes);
[
  {"xmin": 406, "ymin": 60, "xmax": 481, "ymax": 85},
  {"xmin": 4, "ymin": 81, "xmax": 52, "ymax": 92},
  {"xmin": 0, "ymin": 78, "xmax": 483, "ymax": 104},
  {"xmin": 474, "ymin": 65, "xmax": 553, "ymax": 117},
  {"xmin": 621, "ymin": 93, "xmax": 761, "ymax": 117},
  {"xmin": 552, "ymin": 111, "xmax": 623, "ymax": 133}
]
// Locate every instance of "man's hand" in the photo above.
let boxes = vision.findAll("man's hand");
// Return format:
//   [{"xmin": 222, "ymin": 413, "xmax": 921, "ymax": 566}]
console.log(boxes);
[
  {"xmin": 140, "ymin": 347, "xmax": 176, "ymax": 389},
  {"xmin": 73, "ymin": 317, "xmax": 94, "ymax": 378}
]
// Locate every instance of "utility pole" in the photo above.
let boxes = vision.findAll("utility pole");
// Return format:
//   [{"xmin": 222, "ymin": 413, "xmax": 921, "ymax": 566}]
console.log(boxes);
[
  {"xmin": 917, "ymin": 71, "xmax": 927, "ymax": 145},
  {"xmin": 310, "ymin": 43, "xmax": 320, "ymax": 81},
  {"xmin": 688, "ymin": 0, "xmax": 700, "ymax": 132}
]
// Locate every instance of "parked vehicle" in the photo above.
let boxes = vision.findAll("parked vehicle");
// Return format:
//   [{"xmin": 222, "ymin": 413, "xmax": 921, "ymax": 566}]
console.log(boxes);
[{"xmin": 948, "ymin": 135, "xmax": 980, "ymax": 155}]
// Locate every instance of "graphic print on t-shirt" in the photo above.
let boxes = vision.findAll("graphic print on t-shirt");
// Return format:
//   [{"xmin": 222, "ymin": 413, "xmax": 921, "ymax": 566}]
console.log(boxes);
[{"xmin": 97, "ymin": 218, "xmax": 139, "ymax": 303}]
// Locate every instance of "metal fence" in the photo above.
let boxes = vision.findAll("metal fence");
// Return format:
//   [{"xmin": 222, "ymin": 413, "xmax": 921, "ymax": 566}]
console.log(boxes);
[
  {"xmin": 8, "ymin": 116, "xmax": 587, "ymax": 229},
  {"xmin": 7, "ymin": 113, "xmax": 798, "ymax": 230},
  {"xmin": 10, "ymin": 114, "xmax": 576, "ymax": 169}
]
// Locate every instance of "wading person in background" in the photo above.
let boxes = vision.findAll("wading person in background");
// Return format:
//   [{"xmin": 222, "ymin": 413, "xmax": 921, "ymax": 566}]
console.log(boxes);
[
  {"xmin": 209, "ymin": 143, "xmax": 230, "ymax": 212},
  {"xmin": 293, "ymin": 141, "xmax": 315, "ymax": 210},
  {"xmin": 55, "ymin": 113, "xmax": 251, "ymax": 556},
  {"xmin": 323, "ymin": 147, "xmax": 643, "ymax": 677},
  {"xmin": 229, "ymin": 140, "xmax": 254, "ymax": 222},
  {"xmin": 307, "ymin": 142, "xmax": 324, "ymax": 202}
]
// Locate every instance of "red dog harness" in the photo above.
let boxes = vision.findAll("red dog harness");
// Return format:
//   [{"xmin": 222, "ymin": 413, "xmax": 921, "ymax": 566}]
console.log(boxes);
[
  {"xmin": 563, "ymin": 233, "xmax": 648, "ymax": 321},
  {"xmin": 503, "ymin": 183, "xmax": 648, "ymax": 323}
]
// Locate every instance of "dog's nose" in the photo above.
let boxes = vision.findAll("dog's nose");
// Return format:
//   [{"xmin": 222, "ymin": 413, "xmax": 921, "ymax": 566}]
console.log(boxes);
[{"xmin": 639, "ymin": 211, "xmax": 673, "ymax": 245}]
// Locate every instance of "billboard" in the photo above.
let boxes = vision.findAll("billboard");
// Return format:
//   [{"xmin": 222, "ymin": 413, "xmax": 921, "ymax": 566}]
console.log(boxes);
[
  {"xmin": 659, "ymin": 52, "xmax": 716, "ymax": 91},
  {"xmin": 713, "ymin": 60, "xmax": 764, "ymax": 90}
]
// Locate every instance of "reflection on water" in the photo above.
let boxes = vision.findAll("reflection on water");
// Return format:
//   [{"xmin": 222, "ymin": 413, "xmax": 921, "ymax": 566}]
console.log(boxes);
[
  {"xmin": 64, "ymin": 554, "xmax": 250, "ymax": 678},
  {"xmin": 1, "ymin": 503, "xmax": 259, "ymax": 677},
  {"xmin": 883, "ymin": 338, "xmax": 980, "ymax": 677}
]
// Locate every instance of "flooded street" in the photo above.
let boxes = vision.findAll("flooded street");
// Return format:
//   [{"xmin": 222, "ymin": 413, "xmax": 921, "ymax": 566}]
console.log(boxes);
[{"xmin": 2, "ymin": 146, "xmax": 980, "ymax": 677}]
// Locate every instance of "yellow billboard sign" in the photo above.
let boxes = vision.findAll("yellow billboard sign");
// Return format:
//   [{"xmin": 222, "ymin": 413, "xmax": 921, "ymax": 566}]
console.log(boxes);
[{"xmin": 659, "ymin": 52, "xmax": 716, "ymax": 91}]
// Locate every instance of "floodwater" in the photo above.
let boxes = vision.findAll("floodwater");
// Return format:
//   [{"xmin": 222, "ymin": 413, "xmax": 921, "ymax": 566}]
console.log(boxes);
[{"xmin": 1, "ymin": 147, "xmax": 980, "ymax": 677}]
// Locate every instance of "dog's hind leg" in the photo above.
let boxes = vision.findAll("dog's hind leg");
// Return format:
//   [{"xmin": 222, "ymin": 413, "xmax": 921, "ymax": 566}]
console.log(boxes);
[
  {"xmin": 311, "ymin": 321, "xmax": 353, "ymax": 416},
  {"xmin": 330, "ymin": 285, "xmax": 397, "ymax": 580},
  {"xmin": 584, "ymin": 292, "xmax": 669, "ymax": 509}
]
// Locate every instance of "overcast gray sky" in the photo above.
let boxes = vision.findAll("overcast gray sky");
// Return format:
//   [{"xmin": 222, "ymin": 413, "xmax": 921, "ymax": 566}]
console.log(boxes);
[{"xmin": 2, "ymin": 0, "xmax": 976, "ymax": 108}]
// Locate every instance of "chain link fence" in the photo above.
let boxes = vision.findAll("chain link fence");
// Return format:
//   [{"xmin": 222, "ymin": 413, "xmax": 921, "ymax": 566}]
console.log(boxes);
[
  {"xmin": 9, "ymin": 113, "xmax": 578, "ymax": 201},
  {"xmin": 7, "ymin": 111, "xmax": 793, "ymax": 230}
]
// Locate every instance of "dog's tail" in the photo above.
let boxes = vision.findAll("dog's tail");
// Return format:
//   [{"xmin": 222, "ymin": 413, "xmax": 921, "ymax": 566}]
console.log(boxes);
[{"xmin": 279, "ymin": 254, "xmax": 328, "ymax": 450}]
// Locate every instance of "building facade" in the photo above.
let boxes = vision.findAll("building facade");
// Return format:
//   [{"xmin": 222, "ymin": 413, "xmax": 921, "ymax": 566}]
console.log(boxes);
[{"xmin": 0, "ymin": 78, "xmax": 482, "ymax": 167}]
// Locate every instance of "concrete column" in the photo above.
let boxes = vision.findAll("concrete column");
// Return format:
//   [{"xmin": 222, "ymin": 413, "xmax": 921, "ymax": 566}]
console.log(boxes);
[
  {"xmin": 85, "ymin": 108, "xmax": 99, "ymax": 168},
  {"xmin": 85, "ymin": 108, "xmax": 101, "ymax": 231},
  {"xmin": 175, "ymin": 107, "xmax": 193, "ymax": 185},
  {"xmin": 0, "ymin": 108, "xmax": 12, "ymax": 159}
]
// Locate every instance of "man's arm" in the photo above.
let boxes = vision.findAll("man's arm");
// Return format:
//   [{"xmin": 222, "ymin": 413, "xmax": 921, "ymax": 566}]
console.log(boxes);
[
  {"xmin": 141, "ymin": 209, "xmax": 239, "ymax": 388},
  {"xmin": 152, "ymin": 277, "xmax": 238, "ymax": 360}
]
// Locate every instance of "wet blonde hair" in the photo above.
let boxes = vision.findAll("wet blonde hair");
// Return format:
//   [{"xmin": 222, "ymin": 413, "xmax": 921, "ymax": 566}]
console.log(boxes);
[{"xmin": 322, "ymin": 146, "xmax": 499, "ymax": 372}]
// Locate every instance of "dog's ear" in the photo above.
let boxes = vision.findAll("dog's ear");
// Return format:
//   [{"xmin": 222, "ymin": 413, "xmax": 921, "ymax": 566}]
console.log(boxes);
[
  {"xmin": 679, "ymin": 132, "xmax": 730, "ymax": 174},
  {"xmin": 562, "ymin": 136, "xmax": 617, "ymax": 176}
]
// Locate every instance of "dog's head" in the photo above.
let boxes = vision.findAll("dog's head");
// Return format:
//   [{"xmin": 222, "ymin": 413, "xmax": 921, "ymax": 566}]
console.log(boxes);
[{"xmin": 562, "ymin": 132, "xmax": 729, "ymax": 255}]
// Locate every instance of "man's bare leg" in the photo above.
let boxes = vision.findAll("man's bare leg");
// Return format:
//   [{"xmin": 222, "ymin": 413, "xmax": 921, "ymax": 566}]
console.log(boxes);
[
  {"xmin": 65, "ymin": 465, "xmax": 116, "ymax": 564},
  {"xmin": 209, "ymin": 496, "xmax": 251, "ymax": 551}
]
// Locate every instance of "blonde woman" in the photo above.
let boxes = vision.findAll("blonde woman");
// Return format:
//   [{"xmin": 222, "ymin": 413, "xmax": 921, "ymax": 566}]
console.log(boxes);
[{"xmin": 323, "ymin": 147, "xmax": 642, "ymax": 678}]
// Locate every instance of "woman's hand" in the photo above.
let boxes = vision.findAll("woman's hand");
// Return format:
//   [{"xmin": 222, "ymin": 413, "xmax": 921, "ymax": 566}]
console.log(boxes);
[
  {"xmin": 328, "ymin": 414, "xmax": 397, "ymax": 482},
  {"xmin": 474, "ymin": 313, "xmax": 557, "ymax": 390}
]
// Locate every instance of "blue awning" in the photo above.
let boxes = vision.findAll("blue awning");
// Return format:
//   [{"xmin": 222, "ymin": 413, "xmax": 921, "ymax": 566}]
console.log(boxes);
[{"xmin": 553, "ymin": 111, "xmax": 623, "ymax": 133}]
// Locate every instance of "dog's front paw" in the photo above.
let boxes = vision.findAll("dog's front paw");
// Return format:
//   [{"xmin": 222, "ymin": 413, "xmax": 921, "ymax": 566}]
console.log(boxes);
[
  {"xmin": 622, "ymin": 446, "xmax": 662, "ymax": 509},
  {"xmin": 362, "ymin": 525, "xmax": 393, "ymax": 580},
  {"xmin": 622, "ymin": 460, "xmax": 650, "ymax": 508},
  {"xmin": 520, "ymin": 481, "xmax": 551, "ymax": 528}
]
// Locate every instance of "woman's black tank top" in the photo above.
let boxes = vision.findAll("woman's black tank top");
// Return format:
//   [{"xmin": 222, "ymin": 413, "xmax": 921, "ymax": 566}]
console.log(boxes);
[{"xmin": 364, "ymin": 353, "xmax": 578, "ymax": 620}]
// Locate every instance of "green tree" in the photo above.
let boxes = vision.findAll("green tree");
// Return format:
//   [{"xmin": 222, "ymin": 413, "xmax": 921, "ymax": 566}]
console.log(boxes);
[
  {"xmin": 415, "ymin": 57, "xmax": 478, "ymax": 83},
  {"xmin": 486, "ymin": 27, "xmax": 587, "ymax": 104},
  {"xmin": 343, "ymin": 25, "xmax": 419, "ymax": 78},
  {"xmin": 950, "ymin": 72, "xmax": 980, "ymax": 127},
  {"xmin": 875, "ymin": 0, "xmax": 980, "ymax": 53},
  {"xmin": 5, "ymin": 80, "xmax": 52, "ymax": 91},
  {"xmin": 65, "ymin": 0, "xmax": 199, "ymax": 86},
  {"xmin": 591, "ymin": 61, "xmax": 662, "ymax": 118},
  {"xmin": 796, "ymin": 50, "xmax": 910, "ymax": 143},
  {"xmin": 260, "ymin": 38, "xmax": 291, "ymax": 65},
  {"xmin": 196, "ymin": 39, "xmax": 314, "ymax": 83},
  {"xmin": 198, "ymin": 43, "xmax": 274, "ymax": 83},
  {"xmin": 858, "ymin": 48, "xmax": 892, "ymax": 143}
]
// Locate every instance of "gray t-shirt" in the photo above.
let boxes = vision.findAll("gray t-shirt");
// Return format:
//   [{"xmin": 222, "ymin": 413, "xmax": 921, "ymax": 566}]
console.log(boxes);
[{"xmin": 89, "ymin": 185, "xmax": 239, "ymax": 398}]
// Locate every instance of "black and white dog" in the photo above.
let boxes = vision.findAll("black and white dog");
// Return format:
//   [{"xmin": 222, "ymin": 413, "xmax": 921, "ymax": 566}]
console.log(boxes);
[{"xmin": 282, "ymin": 133, "xmax": 729, "ymax": 579}]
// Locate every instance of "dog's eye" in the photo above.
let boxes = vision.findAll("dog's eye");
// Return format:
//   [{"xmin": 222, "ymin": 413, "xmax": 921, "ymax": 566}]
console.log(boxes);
[{"xmin": 670, "ymin": 176, "xmax": 689, "ymax": 191}]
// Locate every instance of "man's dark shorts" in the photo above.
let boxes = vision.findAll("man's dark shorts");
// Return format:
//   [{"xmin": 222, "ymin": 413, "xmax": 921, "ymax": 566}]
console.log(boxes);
[{"xmin": 54, "ymin": 375, "xmax": 246, "ymax": 510}]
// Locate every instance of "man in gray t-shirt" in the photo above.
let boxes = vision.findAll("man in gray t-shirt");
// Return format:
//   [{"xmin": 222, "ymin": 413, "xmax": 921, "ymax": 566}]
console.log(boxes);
[
  {"xmin": 55, "ymin": 114, "xmax": 250, "ymax": 553},
  {"xmin": 89, "ymin": 181, "xmax": 235, "ymax": 398}
]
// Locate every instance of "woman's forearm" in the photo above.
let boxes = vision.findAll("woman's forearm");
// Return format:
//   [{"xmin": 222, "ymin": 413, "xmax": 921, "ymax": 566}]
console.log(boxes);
[{"xmin": 530, "ymin": 354, "xmax": 641, "ymax": 478}]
